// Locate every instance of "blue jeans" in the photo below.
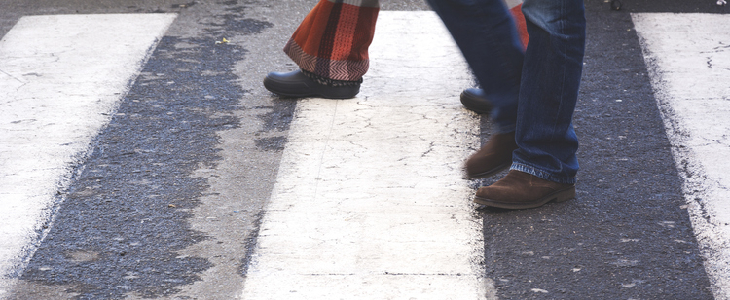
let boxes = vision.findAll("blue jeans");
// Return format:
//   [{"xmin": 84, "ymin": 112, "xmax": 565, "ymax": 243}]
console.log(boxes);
[{"xmin": 427, "ymin": 0, "xmax": 585, "ymax": 184}]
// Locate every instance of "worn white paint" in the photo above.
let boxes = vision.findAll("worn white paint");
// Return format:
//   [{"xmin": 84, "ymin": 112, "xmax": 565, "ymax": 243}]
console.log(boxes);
[
  {"xmin": 632, "ymin": 13, "xmax": 730, "ymax": 300},
  {"xmin": 0, "ymin": 14, "xmax": 176, "ymax": 296},
  {"xmin": 240, "ymin": 12, "xmax": 491, "ymax": 299}
]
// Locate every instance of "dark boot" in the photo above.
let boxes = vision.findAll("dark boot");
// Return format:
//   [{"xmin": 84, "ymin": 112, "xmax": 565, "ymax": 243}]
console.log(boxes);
[
  {"xmin": 460, "ymin": 88, "xmax": 492, "ymax": 114},
  {"xmin": 474, "ymin": 170, "xmax": 575, "ymax": 209},
  {"xmin": 464, "ymin": 132, "xmax": 518, "ymax": 178},
  {"xmin": 263, "ymin": 69, "xmax": 360, "ymax": 99}
]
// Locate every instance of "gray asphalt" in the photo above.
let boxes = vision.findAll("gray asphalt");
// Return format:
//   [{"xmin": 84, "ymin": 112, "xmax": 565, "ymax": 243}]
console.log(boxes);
[
  {"xmin": 474, "ymin": 1, "xmax": 724, "ymax": 299},
  {"xmin": 1, "ymin": 0, "xmax": 728, "ymax": 299}
]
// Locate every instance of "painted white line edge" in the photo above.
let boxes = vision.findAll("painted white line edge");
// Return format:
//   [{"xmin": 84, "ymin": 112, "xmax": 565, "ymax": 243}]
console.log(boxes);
[
  {"xmin": 0, "ymin": 13, "xmax": 176, "ymax": 296},
  {"xmin": 632, "ymin": 12, "xmax": 730, "ymax": 300},
  {"xmin": 240, "ymin": 11, "xmax": 493, "ymax": 300}
]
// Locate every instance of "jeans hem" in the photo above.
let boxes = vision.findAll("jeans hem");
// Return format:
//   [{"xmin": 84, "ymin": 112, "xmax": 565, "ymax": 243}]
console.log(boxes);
[{"xmin": 510, "ymin": 162, "xmax": 577, "ymax": 184}]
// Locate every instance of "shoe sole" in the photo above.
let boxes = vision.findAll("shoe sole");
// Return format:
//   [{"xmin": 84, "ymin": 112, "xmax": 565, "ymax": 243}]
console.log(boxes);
[
  {"xmin": 263, "ymin": 77, "xmax": 359, "ymax": 99},
  {"xmin": 460, "ymin": 91, "xmax": 492, "ymax": 114},
  {"xmin": 473, "ymin": 185, "xmax": 576, "ymax": 210}
]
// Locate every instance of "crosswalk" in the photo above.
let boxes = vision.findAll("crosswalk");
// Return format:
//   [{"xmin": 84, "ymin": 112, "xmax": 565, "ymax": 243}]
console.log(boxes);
[
  {"xmin": 0, "ymin": 14, "xmax": 176, "ymax": 296},
  {"xmin": 241, "ymin": 12, "xmax": 487, "ymax": 299},
  {"xmin": 0, "ymin": 9, "xmax": 729, "ymax": 300},
  {"xmin": 632, "ymin": 12, "xmax": 730, "ymax": 298}
]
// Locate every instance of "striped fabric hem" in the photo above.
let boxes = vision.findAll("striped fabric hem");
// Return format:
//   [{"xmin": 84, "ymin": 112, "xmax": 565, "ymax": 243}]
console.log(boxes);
[{"xmin": 284, "ymin": 38, "xmax": 370, "ymax": 82}]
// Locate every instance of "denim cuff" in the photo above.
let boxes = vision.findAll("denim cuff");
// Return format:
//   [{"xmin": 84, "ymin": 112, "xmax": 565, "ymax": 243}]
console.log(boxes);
[{"xmin": 510, "ymin": 162, "xmax": 577, "ymax": 184}]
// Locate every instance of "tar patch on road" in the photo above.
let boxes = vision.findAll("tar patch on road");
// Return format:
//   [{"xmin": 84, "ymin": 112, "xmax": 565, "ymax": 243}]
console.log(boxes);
[{"xmin": 17, "ymin": 2, "xmax": 273, "ymax": 299}]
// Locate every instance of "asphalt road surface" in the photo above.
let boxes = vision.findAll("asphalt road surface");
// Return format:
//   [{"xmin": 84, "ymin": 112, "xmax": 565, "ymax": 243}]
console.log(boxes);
[{"xmin": 1, "ymin": 0, "xmax": 729, "ymax": 299}]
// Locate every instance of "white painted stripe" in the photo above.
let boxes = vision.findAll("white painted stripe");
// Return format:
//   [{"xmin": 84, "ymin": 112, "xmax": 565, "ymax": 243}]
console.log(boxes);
[
  {"xmin": 241, "ymin": 12, "xmax": 491, "ymax": 299},
  {"xmin": 632, "ymin": 13, "xmax": 730, "ymax": 300},
  {"xmin": 0, "ymin": 14, "xmax": 176, "ymax": 295}
]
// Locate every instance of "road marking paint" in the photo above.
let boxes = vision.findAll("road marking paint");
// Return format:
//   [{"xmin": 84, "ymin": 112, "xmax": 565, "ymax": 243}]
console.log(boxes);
[
  {"xmin": 0, "ymin": 13, "xmax": 176, "ymax": 295},
  {"xmin": 632, "ymin": 13, "xmax": 730, "ymax": 300},
  {"xmin": 240, "ymin": 11, "xmax": 491, "ymax": 299}
]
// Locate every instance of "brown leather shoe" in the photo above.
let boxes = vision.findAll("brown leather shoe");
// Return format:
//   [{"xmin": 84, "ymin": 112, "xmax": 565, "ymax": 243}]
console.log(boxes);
[
  {"xmin": 464, "ymin": 132, "xmax": 518, "ymax": 178},
  {"xmin": 474, "ymin": 170, "xmax": 575, "ymax": 209}
]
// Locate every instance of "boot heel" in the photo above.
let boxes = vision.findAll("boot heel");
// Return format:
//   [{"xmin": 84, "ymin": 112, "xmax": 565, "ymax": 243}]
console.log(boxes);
[{"xmin": 555, "ymin": 187, "xmax": 576, "ymax": 203}]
